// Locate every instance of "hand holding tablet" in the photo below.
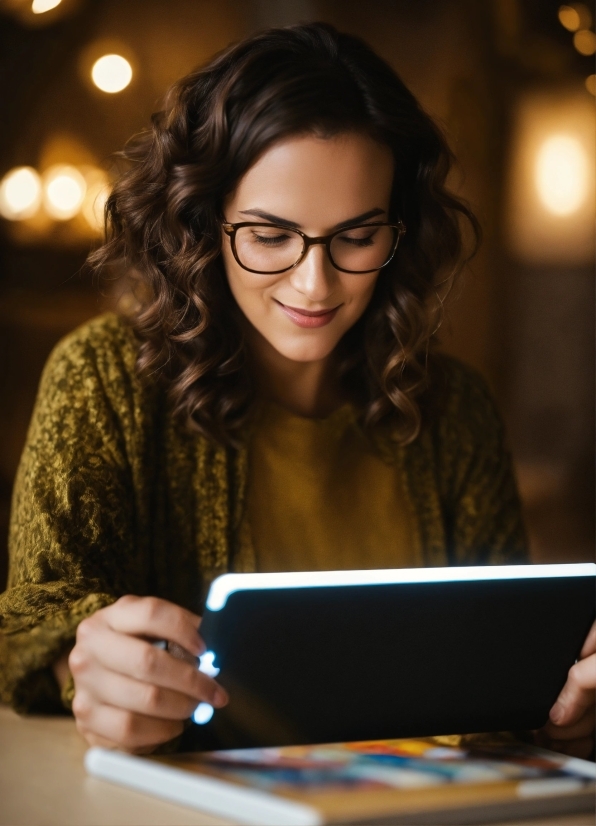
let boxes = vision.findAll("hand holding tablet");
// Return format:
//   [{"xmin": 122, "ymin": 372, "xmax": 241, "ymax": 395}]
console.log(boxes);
[
  {"xmin": 67, "ymin": 595, "xmax": 228, "ymax": 753},
  {"xmin": 537, "ymin": 618, "xmax": 596, "ymax": 758}
]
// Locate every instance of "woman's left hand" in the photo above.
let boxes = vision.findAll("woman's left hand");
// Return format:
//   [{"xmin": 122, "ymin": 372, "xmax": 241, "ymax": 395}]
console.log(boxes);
[{"xmin": 534, "ymin": 620, "xmax": 596, "ymax": 759}]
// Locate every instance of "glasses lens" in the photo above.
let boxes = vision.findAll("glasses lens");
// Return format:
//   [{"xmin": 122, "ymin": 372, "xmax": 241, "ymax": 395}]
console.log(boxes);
[
  {"xmin": 234, "ymin": 225, "xmax": 304, "ymax": 273},
  {"xmin": 330, "ymin": 224, "xmax": 396, "ymax": 272}
]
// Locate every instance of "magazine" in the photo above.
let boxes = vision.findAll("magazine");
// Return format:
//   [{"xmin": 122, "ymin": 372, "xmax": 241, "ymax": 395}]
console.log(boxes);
[{"xmin": 85, "ymin": 734, "xmax": 596, "ymax": 825}]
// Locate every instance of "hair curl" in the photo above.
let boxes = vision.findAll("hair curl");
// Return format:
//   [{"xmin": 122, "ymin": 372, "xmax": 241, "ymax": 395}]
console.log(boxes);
[{"xmin": 89, "ymin": 21, "xmax": 480, "ymax": 447}]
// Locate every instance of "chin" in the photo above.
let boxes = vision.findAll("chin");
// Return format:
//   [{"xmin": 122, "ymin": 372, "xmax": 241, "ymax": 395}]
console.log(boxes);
[{"xmin": 269, "ymin": 333, "xmax": 341, "ymax": 364}]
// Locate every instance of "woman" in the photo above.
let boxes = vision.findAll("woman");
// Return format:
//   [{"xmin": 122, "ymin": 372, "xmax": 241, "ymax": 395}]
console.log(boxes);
[{"xmin": 1, "ymin": 22, "xmax": 594, "ymax": 757}]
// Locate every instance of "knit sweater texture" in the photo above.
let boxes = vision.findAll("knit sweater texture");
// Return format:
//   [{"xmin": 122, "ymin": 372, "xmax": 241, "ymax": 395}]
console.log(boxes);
[{"xmin": 0, "ymin": 313, "xmax": 527, "ymax": 713}]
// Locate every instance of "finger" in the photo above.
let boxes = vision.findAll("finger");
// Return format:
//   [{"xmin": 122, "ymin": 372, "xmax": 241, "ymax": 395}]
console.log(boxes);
[
  {"xmin": 81, "ymin": 729, "xmax": 160, "ymax": 755},
  {"xmin": 580, "ymin": 620, "xmax": 596, "ymax": 658},
  {"xmin": 549, "ymin": 654, "xmax": 596, "ymax": 726},
  {"xmin": 80, "ymin": 731, "xmax": 121, "ymax": 750},
  {"xmin": 545, "ymin": 737, "xmax": 595, "ymax": 760},
  {"xmin": 79, "ymin": 664, "xmax": 201, "ymax": 721},
  {"xmin": 103, "ymin": 596, "xmax": 205, "ymax": 656},
  {"xmin": 73, "ymin": 625, "xmax": 227, "ymax": 707},
  {"xmin": 73, "ymin": 692, "xmax": 184, "ymax": 751},
  {"xmin": 540, "ymin": 706, "xmax": 595, "ymax": 741}
]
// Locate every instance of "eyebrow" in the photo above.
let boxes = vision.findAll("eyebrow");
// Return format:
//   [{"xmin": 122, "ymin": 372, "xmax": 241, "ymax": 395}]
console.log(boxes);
[{"xmin": 238, "ymin": 207, "xmax": 386, "ymax": 230}]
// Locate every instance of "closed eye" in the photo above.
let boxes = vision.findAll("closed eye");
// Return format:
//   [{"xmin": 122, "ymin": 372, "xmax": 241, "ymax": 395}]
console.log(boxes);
[
  {"xmin": 251, "ymin": 231, "xmax": 293, "ymax": 247},
  {"xmin": 338, "ymin": 235, "xmax": 375, "ymax": 247}
]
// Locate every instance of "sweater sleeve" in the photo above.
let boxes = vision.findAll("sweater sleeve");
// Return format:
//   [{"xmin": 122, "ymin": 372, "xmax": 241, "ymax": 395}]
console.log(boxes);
[
  {"xmin": 0, "ymin": 317, "xmax": 142, "ymax": 712},
  {"xmin": 433, "ymin": 357, "xmax": 529, "ymax": 566}
]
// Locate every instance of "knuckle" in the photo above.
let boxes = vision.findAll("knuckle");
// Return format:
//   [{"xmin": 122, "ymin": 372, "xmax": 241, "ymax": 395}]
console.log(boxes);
[
  {"xmin": 72, "ymin": 690, "xmax": 92, "ymax": 722},
  {"xmin": 115, "ymin": 594, "xmax": 137, "ymax": 608},
  {"xmin": 68, "ymin": 646, "xmax": 87, "ymax": 675},
  {"xmin": 141, "ymin": 682, "xmax": 162, "ymax": 714},
  {"xmin": 568, "ymin": 662, "xmax": 581, "ymax": 687},
  {"xmin": 75, "ymin": 617, "xmax": 94, "ymax": 643},
  {"xmin": 142, "ymin": 597, "xmax": 163, "ymax": 625}
]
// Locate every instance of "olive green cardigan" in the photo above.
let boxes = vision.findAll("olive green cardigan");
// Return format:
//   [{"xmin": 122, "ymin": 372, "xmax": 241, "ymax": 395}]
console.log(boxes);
[{"xmin": 0, "ymin": 313, "xmax": 527, "ymax": 713}]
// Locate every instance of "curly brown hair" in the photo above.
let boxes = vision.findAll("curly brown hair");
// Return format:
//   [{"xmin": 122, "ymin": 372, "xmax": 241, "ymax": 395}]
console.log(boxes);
[{"xmin": 89, "ymin": 21, "xmax": 480, "ymax": 447}]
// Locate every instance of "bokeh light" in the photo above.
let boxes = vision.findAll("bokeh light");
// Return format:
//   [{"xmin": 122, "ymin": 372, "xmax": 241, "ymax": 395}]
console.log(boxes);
[
  {"xmin": 31, "ymin": 0, "xmax": 62, "ymax": 13},
  {"xmin": 558, "ymin": 5, "xmax": 582, "ymax": 31},
  {"xmin": 42, "ymin": 164, "xmax": 87, "ymax": 220},
  {"xmin": 573, "ymin": 29, "xmax": 596, "ymax": 55},
  {"xmin": 0, "ymin": 167, "xmax": 42, "ymax": 220},
  {"xmin": 559, "ymin": 3, "xmax": 593, "ymax": 30},
  {"xmin": 535, "ymin": 135, "xmax": 588, "ymax": 216},
  {"xmin": 91, "ymin": 54, "xmax": 133, "ymax": 93},
  {"xmin": 586, "ymin": 74, "xmax": 596, "ymax": 95}
]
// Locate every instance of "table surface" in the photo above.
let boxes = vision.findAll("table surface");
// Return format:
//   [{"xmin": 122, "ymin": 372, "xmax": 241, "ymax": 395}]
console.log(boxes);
[{"xmin": 1, "ymin": 704, "xmax": 594, "ymax": 826}]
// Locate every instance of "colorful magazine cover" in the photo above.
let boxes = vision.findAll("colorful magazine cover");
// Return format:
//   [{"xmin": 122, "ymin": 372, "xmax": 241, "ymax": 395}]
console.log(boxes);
[{"xmin": 168, "ymin": 735, "xmax": 596, "ymax": 794}]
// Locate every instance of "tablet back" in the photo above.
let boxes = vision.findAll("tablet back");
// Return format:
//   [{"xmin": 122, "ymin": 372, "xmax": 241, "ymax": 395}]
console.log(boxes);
[{"xmin": 184, "ymin": 564, "xmax": 595, "ymax": 750}]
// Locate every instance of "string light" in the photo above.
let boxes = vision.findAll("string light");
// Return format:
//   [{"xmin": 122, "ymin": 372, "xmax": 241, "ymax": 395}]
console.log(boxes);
[
  {"xmin": 31, "ymin": 0, "xmax": 62, "ymax": 13},
  {"xmin": 558, "ymin": 4, "xmax": 582, "ymax": 30},
  {"xmin": 573, "ymin": 29, "xmax": 596, "ymax": 55},
  {"xmin": 91, "ymin": 54, "xmax": 133, "ymax": 94},
  {"xmin": 0, "ymin": 167, "xmax": 42, "ymax": 220},
  {"xmin": 558, "ymin": 3, "xmax": 593, "ymax": 30},
  {"xmin": 42, "ymin": 165, "xmax": 86, "ymax": 220}
]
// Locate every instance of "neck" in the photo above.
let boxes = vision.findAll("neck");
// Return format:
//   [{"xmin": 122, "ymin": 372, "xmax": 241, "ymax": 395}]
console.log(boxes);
[{"xmin": 245, "ymin": 327, "xmax": 341, "ymax": 418}]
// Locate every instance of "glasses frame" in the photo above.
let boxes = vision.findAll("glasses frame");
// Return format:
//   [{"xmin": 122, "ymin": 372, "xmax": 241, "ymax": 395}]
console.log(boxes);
[{"xmin": 222, "ymin": 220, "xmax": 406, "ymax": 275}]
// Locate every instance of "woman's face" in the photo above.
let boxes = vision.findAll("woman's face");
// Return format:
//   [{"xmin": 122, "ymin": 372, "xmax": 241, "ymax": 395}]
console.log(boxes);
[{"xmin": 221, "ymin": 132, "xmax": 394, "ymax": 364}]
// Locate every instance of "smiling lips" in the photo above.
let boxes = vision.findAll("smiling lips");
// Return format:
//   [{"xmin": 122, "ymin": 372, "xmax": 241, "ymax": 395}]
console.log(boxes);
[{"xmin": 276, "ymin": 300, "xmax": 341, "ymax": 328}]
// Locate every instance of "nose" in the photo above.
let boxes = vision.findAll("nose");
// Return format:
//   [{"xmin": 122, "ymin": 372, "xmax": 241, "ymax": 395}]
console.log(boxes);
[{"xmin": 288, "ymin": 243, "xmax": 336, "ymax": 303}]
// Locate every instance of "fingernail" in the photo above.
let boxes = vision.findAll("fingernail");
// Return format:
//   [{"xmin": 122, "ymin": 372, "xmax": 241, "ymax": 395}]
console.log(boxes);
[
  {"xmin": 550, "ymin": 702, "xmax": 564, "ymax": 724},
  {"xmin": 213, "ymin": 687, "xmax": 228, "ymax": 707}
]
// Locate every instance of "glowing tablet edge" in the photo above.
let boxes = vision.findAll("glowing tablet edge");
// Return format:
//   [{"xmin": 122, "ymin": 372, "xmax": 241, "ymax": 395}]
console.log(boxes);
[{"xmin": 205, "ymin": 563, "xmax": 596, "ymax": 612}]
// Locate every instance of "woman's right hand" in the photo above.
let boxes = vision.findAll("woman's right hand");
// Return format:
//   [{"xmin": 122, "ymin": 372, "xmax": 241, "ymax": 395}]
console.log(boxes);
[{"xmin": 68, "ymin": 595, "xmax": 228, "ymax": 753}]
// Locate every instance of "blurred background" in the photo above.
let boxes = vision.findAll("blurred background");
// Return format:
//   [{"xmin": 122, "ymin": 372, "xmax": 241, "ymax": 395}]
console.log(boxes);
[{"xmin": 0, "ymin": 0, "xmax": 594, "ymax": 587}]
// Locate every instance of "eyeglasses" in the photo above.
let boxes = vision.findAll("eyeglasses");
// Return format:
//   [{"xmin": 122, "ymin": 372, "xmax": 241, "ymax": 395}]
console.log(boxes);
[{"xmin": 222, "ymin": 220, "xmax": 406, "ymax": 275}]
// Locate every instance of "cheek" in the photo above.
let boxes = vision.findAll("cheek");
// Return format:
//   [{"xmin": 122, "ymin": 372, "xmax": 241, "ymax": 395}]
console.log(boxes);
[
  {"xmin": 342, "ymin": 274, "xmax": 379, "ymax": 318},
  {"xmin": 222, "ymin": 247, "xmax": 276, "ymax": 318}
]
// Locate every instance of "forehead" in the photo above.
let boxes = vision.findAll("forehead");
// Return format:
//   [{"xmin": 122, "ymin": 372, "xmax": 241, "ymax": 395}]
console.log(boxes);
[{"xmin": 226, "ymin": 132, "xmax": 394, "ymax": 232}]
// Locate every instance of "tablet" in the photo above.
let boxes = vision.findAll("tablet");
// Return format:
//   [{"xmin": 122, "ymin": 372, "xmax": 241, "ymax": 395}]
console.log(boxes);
[{"xmin": 182, "ymin": 563, "xmax": 596, "ymax": 751}]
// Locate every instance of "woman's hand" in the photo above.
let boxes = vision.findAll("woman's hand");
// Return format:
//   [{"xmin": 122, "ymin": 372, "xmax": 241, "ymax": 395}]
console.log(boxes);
[
  {"xmin": 66, "ymin": 595, "xmax": 228, "ymax": 754},
  {"xmin": 535, "ymin": 620, "xmax": 596, "ymax": 759}
]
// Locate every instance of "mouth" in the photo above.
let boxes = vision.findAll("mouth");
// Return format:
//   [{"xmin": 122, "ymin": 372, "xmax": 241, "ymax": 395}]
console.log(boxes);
[{"xmin": 275, "ymin": 300, "xmax": 342, "ymax": 328}]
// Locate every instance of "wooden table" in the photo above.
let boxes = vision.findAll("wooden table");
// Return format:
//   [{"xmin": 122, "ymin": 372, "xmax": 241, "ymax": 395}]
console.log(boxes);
[{"xmin": 0, "ymin": 705, "xmax": 593, "ymax": 826}]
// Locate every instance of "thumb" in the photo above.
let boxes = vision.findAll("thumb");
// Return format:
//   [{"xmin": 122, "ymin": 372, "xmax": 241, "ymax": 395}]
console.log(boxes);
[{"xmin": 549, "ymin": 654, "xmax": 596, "ymax": 726}]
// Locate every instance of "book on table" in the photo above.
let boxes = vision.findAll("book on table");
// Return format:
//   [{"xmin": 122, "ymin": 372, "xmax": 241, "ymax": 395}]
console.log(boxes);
[{"xmin": 85, "ymin": 734, "xmax": 596, "ymax": 825}]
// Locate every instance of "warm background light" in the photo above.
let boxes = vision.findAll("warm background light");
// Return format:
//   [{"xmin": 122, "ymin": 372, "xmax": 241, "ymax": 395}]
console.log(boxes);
[
  {"xmin": 42, "ymin": 164, "xmax": 86, "ymax": 220},
  {"xmin": 558, "ymin": 3, "xmax": 593, "ymax": 31},
  {"xmin": 91, "ymin": 54, "xmax": 133, "ymax": 93},
  {"xmin": 573, "ymin": 29, "xmax": 596, "ymax": 55},
  {"xmin": 0, "ymin": 167, "xmax": 42, "ymax": 220},
  {"xmin": 586, "ymin": 74, "xmax": 596, "ymax": 95},
  {"xmin": 81, "ymin": 168, "xmax": 110, "ymax": 233},
  {"xmin": 535, "ymin": 135, "xmax": 588, "ymax": 216},
  {"xmin": 558, "ymin": 4, "xmax": 582, "ymax": 31},
  {"xmin": 31, "ymin": 0, "xmax": 62, "ymax": 14},
  {"xmin": 506, "ymin": 92, "xmax": 595, "ymax": 264}
]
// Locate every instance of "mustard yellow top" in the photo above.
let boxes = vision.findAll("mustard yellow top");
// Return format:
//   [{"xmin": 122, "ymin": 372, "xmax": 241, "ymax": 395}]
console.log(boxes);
[{"xmin": 245, "ymin": 402, "xmax": 417, "ymax": 572}]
